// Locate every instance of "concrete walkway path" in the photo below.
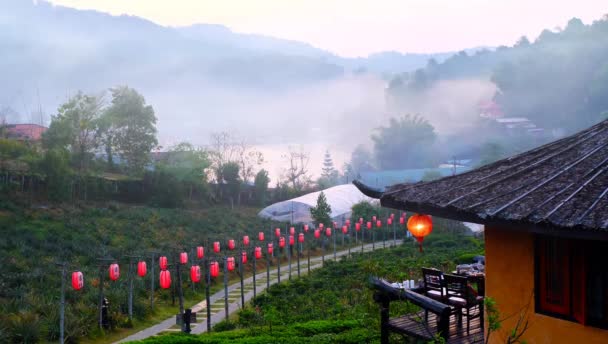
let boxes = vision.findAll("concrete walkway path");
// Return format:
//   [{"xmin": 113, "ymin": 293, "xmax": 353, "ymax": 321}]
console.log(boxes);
[{"xmin": 117, "ymin": 239, "xmax": 402, "ymax": 342}]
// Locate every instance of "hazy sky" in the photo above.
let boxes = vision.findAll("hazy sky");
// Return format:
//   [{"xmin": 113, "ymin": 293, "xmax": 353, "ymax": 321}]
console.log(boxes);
[{"xmin": 46, "ymin": 0, "xmax": 607, "ymax": 57}]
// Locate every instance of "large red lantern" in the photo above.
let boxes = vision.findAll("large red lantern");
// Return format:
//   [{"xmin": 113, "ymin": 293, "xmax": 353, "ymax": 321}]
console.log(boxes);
[
  {"xmin": 303, "ymin": 224, "xmax": 309, "ymax": 232},
  {"xmin": 72, "ymin": 271, "xmax": 84, "ymax": 291},
  {"xmin": 210, "ymin": 261, "xmax": 220, "ymax": 278},
  {"xmin": 267, "ymin": 243, "xmax": 274, "ymax": 255},
  {"xmin": 190, "ymin": 265, "xmax": 201, "ymax": 283},
  {"xmin": 180, "ymin": 252, "xmax": 188, "ymax": 265},
  {"xmin": 255, "ymin": 246, "xmax": 262, "ymax": 259},
  {"xmin": 376, "ymin": 220, "xmax": 382, "ymax": 228},
  {"xmin": 227, "ymin": 257, "xmax": 235, "ymax": 271},
  {"xmin": 159, "ymin": 256, "xmax": 168, "ymax": 270},
  {"xmin": 243, "ymin": 235, "xmax": 250, "ymax": 246},
  {"xmin": 197, "ymin": 246, "xmax": 204, "ymax": 259},
  {"xmin": 325, "ymin": 227, "xmax": 332, "ymax": 237},
  {"xmin": 314, "ymin": 229, "xmax": 321, "ymax": 239},
  {"xmin": 241, "ymin": 251, "xmax": 248, "ymax": 264},
  {"xmin": 258, "ymin": 232, "xmax": 265, "ymax": 241},
  {"xmin": 213, "ymin": 241, "xmax": 221, "ymax": 253},
  {"xmin": 366, "ymin": 221, "xmax": 372, "ymax": 229},
  {"xmin": 275, "ymin": 228, "xmax": 281, "ymax": 237},
  {"xmin": 290, "ymin": 227, "xmax": 295, "ymax": 235},
  {"xmin": 228, "ymin": 239, "xmax": 236, "ymax": 250},
  {"xmin": 137, "ymin": 261, "xmax": 147, "ymax": 277},
  {"xmin": 342, "ymin": 225, "xmax": 348, "ymax": 234},
  {"xmin": 279, "ymin": 236, "xmax": 286, "ymax": 248},
  {"xmin": 298, "ymin": 233, "xmax": 305, "ymax": 243},
  {"xmin": 355, "ymin": 223, "xmax": 361, "ymax": 231},
  {"xmin": 160, "ymin": 270, "xmax": 171, "ymax": 289},
  {"xmin": 407, "ymin": 214, "xmax": 433, "ymax": 252},
  {"xmin": 289, "ymin": 235, "xmax": 295, "ymax": 246},
  {"xmin": 109, "ymin": 263, "xmax": 120, "ymax": 281}
]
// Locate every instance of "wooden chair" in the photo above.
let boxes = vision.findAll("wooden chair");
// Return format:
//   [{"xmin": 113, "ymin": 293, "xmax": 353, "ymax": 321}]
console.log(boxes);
[
  {"xmin": 421, "ymin": 268, "xmax": 446, "ymax": 301},
  {"xmin": 443, "ymin": 273, "xmax": 484, "ymax": 334}
]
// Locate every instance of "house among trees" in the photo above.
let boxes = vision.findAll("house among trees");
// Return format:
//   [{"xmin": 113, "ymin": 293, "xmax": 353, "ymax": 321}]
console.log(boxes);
[
  {"xmin": 4, "ymin": 123, "xmax": 47, "ymax": 141},
  {"xmin": 356, "ymin": 118, "xmax": 608, "ymax": 343}
]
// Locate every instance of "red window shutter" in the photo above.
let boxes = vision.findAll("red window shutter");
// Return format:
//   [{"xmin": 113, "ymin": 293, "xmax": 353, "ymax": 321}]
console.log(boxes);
[
  {"xmin": 571, "ymin": 243, "xmax": 587, "ymax": 325},
  {"xmin": 538, "ymin": 237, "xmax": 570, "ymax": 315}
]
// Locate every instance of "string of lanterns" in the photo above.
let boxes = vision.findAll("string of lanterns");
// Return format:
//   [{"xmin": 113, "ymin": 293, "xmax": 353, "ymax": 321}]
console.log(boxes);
[{"xmin": 66, "ymin": 212, "xmax": 432, "ymax": 291}]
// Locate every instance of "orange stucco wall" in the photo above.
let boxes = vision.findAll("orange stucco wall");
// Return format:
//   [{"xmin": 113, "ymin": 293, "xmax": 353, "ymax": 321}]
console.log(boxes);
[{"xmin": 485, "ymin": 226, "xmax": 608, "ymax": 343}]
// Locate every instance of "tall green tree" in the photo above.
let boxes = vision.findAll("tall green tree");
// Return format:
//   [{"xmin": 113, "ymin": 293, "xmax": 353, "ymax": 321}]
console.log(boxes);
[
  {"xmin": 309, "ymin": 191, "xmax": 332, "ymax": 227},
  {"xmin": 372, "ymin": 114, "xmax": 437, "ymax": 170},
  {"xmin": 254, "ymin": 169, "xmax": 270, "ymax": 206},
  {"xmin": 104, "ymin": 86, "xmax": 158, "ymax": 176},
  {"xmin": 350, "ymin": 201, "xmax": 376, "ymax": 223},
  {"xmin": 42, "ymin": 92, "xmax": 104, "ymax": 174},
  {"xmin": 221, "ymin": 161, "xmax": 241, "ymax": 207},
  {"xmin": 158, "ymin": 142, "xmax": 210, "ymax": 201}
]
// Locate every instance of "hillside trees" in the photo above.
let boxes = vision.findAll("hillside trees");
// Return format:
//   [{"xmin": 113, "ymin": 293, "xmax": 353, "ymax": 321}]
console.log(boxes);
[
  {"xmin": 104, "ymin": 86, "xmax": 158, "ymax": 176},
  {"xmin": 282, "ymin": 146, "xmax": 312, "ymax": 193},
  {"xmin": 317, "ymin": 150, "xmax": 339, "ymax": 189},
  {"xmin": 254, "ymin": 169, "xmax": 270, "ymax": 206},
  {"xmin": 372, "ymin": 114, "xmax": 437, "ymax": 169}
]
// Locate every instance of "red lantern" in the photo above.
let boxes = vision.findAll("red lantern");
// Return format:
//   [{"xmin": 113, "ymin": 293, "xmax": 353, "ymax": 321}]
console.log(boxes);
[
  {"xmin": 160, "ymin": 270, "xmax": 171, "ymax": 289},
  {"xmin": 342, "ymin": 225, "xmax": 348, "ymax": 234},
  {"xmin": 227, "ymin": 257, "xmax": 235, "ymax": 271},
  {"xmin": 213, "ymin": 241, "xmax": 221, "ymax": 253},
  {"xmin": 387, "ymin": 218, "xmax": 393, "ymax": 225},
  {"xmin": 372, "ymin": 215, "xmax": 377, "ymax": 222},
  {"xmin": 243, "ymin": 235, "xmax": 250, "ymax": 246},
  {"xmin": 298, "ymin": 233, "xmax": 305, "ymax": 243},
  {"xmin": 391, "ymin": 213, "xmax": 395, "ymax": 219},
  {"xmin": 333, "ymin": 221, "xmax": 338, "ymax": 229},
  {"xmin": 345, "ymin": 219, "xmax": 351, "ymax": 226},
  {"xmin": 289, "ymin": 235, "xmax": 295, "ymax": 246},
  {"xmin": 400, "ymin": 216, "xmax": 405, "ymax": 225},
  {"xmin": 258, "ymin": 232, "xmax": 265, "ymax": 241},
  {"xmin": 355, "ymin": 223, "xmax": 361, "ymax": 231},
  {"xmin": 210, "ymin": 261, "xmax": 220, "ymax": 278},
  {"xmin": 290, "ymin": 227, "xmax": 295, "ymax": 235},
  {"xmin": 314, "ymin": 229, "xmax": 321, "ymax": 239},
  {"xmin": 255, "ymin": 246, "xmax": 262, "ymax": 259},
  {"xmin": 228, "ymin": 239, "xmax": 235, "ymax": 250},
  {"xmin": 267, "ymin": 243, "xmax": 274, "ymax": 255},
  {"xmin": 279, "ymin": 236, "xmax": 286, "ymax": 248},
  {"xmin": 303, "ymin": 224, "xmax": 309, "ymax": 232},
  {"xmin": 319, "ymin": 223, "xmax": 324, "ymax": 229},
  {"xmin": 71, "ymin": 271, "xmax": 84, "ymax": 291},
  {"xmin": 359, "ymin": 217, "xmax": 363, "ymax": 224},
  {"xmin": 376, "ymin": 220, "xmax": 382, "ymax": 228},
  {"xmin": 275, "ymin": 228, "xmax": 281, "ymax": 237},
  {"xmin": 241, "ymin": 251, "xmax": 248, "ymax": 264},
  {"xmin": 407, "ymin": 214, "xmax": 433, "ymax": 252},
  {"xmin": 109, "ymin": 263, "xmax": 120, "ymax": 281},
  {"xmin": 366, "ymin": 221, "xmax": 372, "ymax": 229},
  {"xmin": 325, "ymin": 227, "xmax": 332, "ymax": 237},
  {"xmin": 197, "ymin": 246, "xmax": 204, "ymax": 259},
  {"xmin": 159, "ymin": 256, "xmax": 168, "ymax": 270},
  {"xmin": 137, "ymin": 261, "xmax": 147, "ymax": 277},
  {"xmin": 190, "ymin": 265, "xmax": 201, "ymax": 283},
  {"xmin": 180, "ymin": 252, "xmax": 188, "ymax": 265}
]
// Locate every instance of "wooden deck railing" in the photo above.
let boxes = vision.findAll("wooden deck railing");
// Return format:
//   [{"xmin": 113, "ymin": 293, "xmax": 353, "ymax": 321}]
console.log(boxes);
[{"xmin": 371, "ymin": 277, "xmax": 452, "ymax": 343}]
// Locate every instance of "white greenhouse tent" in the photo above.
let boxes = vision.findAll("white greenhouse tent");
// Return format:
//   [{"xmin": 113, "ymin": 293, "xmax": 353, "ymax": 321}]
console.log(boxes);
[{"xmin": 258, "ymin": 184, "xmax": 377, "ymax": 224}]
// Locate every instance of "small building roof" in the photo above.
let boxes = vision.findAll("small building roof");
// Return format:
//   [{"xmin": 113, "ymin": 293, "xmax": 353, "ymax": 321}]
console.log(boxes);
[
  {"xmin": 355, "ymin": 119, "xmax": 608, "ymax": 233},
  {"xmin": 5, "ymin": 123, "xmax": 47, "ymax": 141}
]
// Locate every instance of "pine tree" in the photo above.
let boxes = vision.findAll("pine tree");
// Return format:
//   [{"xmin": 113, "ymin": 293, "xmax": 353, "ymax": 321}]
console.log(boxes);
[
  {"xmin": 309, "ymin": 191, "xmax": 332, "ymax": 227},
  {"xmin": 321, "ymin": 150, "xmax": 336, "ymax": 179}
]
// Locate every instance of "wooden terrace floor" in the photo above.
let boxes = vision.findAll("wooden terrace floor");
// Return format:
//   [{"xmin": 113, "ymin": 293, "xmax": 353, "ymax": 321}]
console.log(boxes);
[{"xmin": 387, "ymin": 311, "xmax": 483, "ymax": 343}]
